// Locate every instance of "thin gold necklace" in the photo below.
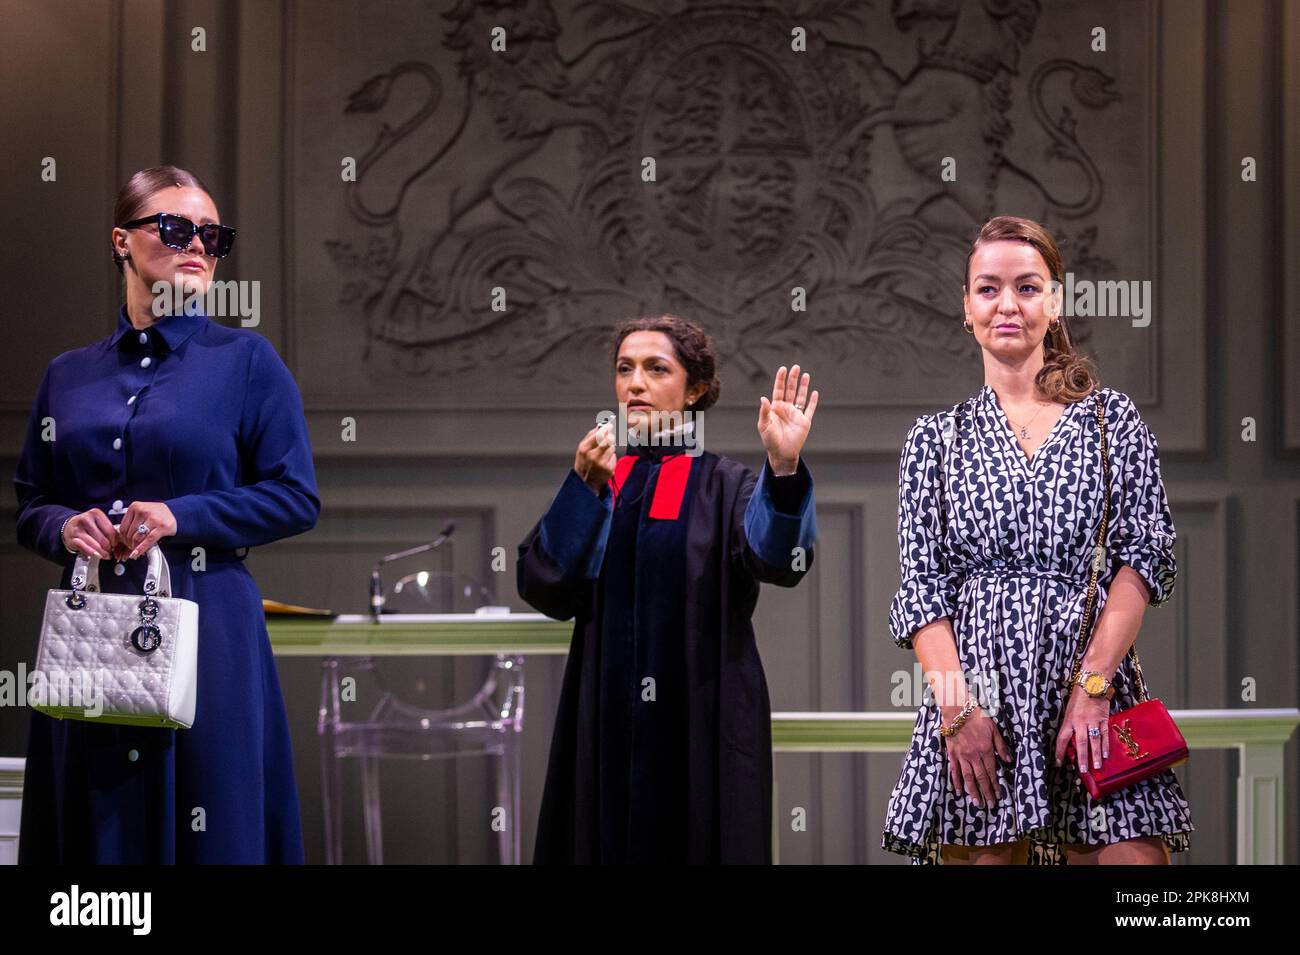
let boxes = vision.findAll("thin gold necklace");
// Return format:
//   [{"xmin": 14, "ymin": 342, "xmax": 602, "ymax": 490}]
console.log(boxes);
[{"xmin": 1005, "ymin": 401, "xmax": 1050, "ymax": 439}]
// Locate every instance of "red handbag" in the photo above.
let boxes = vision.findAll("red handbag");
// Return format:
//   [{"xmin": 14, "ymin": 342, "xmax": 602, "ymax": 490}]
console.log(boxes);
[
  {"xmin": 1062, "ymin": 396, "xmax": 1189, "ymax": 799},
  {"xmin": 1067, "ymin": 698, "xmax": 1189, "ymax": 799}
]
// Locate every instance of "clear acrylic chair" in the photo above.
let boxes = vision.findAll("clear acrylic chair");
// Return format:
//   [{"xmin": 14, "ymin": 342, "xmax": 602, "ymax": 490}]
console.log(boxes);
[{"xmin": 316, "ymin": 571, "xmax": 525, "ymax": 864}]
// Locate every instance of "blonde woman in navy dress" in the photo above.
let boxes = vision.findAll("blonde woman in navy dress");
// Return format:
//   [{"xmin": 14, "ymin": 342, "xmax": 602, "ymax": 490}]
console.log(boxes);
[
  {"xmin": 881, "ymin": 216, "xmax": 1194, "ymax": 864},
  {"xmin": 14, "ymin": 165, "xmax": 319, "ymax": 863}
]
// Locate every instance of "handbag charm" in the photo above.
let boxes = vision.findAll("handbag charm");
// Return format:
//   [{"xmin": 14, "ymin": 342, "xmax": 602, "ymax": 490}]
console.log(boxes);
[{"xmin": 131, "ymin": 595, "xmax": 163, "ymax": 653}]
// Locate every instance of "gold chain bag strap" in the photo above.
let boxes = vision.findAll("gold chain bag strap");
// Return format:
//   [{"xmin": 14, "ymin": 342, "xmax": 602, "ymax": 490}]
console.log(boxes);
[
  {"xmin": 1068, "ymin": 394, "xmax": 1119, "ymax": 689},
  {"xmin": 1064, "ymin": 393, "xmax": 1188, "ymax": 798}
]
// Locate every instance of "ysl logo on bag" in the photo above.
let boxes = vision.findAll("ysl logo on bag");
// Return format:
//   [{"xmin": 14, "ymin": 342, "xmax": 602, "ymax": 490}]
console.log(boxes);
[{"xmin": 1113, "ymin": 719, "xmax": 1149, "ymax": 759}]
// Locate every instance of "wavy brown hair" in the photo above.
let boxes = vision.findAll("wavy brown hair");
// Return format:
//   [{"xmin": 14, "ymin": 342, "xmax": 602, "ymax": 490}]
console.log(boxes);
[
  {"xmin": 611, "ymin": 315, "xmax": 721, "ymax": 412},
  {"xmin": 964, "ymin": 215, "xmax": 1100, "ymax": 403}
]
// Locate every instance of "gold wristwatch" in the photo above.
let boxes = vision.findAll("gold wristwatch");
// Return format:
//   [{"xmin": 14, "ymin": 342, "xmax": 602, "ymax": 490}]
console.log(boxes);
[{"xmin": 1075, "ymin": 670, "xmax": 1115, "ymax": 700}]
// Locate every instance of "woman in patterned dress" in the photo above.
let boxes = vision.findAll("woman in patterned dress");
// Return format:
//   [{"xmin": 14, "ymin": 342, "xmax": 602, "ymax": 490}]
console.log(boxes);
[{"xmin": 880, "ymin": 216, "xmax": 1194, "ymax": 864}]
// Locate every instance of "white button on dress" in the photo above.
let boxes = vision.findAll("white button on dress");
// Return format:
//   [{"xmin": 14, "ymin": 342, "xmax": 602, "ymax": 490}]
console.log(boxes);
[
  {"xmin": 113, "ymin": 438, "xmax": 122, "ymax": 450},
  {"xmin": 141, "ymin": 357, "xmax": 151, "ymax": 369}
]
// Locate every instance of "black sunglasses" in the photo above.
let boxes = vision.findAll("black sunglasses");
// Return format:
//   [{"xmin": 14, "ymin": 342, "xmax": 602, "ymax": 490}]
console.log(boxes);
[{"xmin": 119, "ymin": 212, "xmax": 237, "ymax": 258}]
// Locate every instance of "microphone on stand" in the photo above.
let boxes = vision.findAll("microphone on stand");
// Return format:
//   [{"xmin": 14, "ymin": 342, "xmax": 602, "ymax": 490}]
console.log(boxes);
[{"xmin": 369, "ymin": 520, "xmax": 456, "ymax": 623}]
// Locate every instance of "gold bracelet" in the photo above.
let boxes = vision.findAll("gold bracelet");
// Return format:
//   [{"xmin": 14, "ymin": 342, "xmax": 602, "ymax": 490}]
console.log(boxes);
[{"xmin": 938, "ymin": 696, "xmax": 978, "ymax": 737}]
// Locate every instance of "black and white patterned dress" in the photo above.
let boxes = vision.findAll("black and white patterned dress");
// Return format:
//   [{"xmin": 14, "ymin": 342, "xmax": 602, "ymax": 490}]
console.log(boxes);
[{"xmin": 881, "ymin": 385, "xmax": 1194, "ymax": 864}]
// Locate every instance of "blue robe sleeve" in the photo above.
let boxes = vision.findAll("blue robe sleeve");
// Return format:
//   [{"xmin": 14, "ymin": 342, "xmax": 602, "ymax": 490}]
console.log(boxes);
[
  {"xmin": 889, "ymin": 415, "xmax": 960, "ymax": 650},
  {"xmin": 516, "ymin": 469, "xmax": 614, "ymax": 620},
  {"xmin": 1105, "ymin": 394, "xmax": 1177, "ymax": 606},
  {"xmin": 736, "ymin": 457, "xmax": 817, "ymax": 587},
  {"xmin": 13, "ymin": 362, "xmax": 79, "ymax": 565},
  {"xmin": 164, "ymin": 337, "xmax": 320, "ymax": 550}
]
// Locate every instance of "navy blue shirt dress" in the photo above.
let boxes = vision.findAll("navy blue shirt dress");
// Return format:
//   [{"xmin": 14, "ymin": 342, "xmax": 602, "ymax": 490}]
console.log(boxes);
[{"xmin": 13, "ymin": 304, "xmax": 320, "ymax": 863}]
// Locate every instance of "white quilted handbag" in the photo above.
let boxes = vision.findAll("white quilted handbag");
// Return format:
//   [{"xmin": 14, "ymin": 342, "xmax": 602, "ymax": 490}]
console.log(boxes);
[{"xmin": 31, "ymin": 544, "xmax": 199, "ymax": 729}]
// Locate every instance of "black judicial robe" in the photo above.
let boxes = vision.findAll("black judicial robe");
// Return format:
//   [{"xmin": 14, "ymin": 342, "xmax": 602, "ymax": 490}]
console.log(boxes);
[{"xmin": 518, "ymin": 443, "xmax": 816, "ymax": 863}]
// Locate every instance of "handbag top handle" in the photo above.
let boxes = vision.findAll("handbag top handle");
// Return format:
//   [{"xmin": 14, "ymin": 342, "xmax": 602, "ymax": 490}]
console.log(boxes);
[{"xmin": 71, "ymin": 543, "xmax": 173, "ymax": 598}]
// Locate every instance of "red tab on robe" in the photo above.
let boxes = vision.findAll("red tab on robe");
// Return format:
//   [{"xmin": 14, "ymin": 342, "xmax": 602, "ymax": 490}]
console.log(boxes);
[
  {"xmin": 607, "ymin": 454, "xmax": 694, "ymax": 520},
  {"xmin": 648, "ymin": 454, "xmax": 692, "ymax": 520},
  {"xmin": 609, "ymin": 455, "xmax": 637, "ymax": 499}
]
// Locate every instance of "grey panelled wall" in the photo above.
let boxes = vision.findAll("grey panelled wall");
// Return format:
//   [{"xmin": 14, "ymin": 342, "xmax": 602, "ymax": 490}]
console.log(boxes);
[{"xmin": 0, "ymin": 0, "xmax": 1296, "ymax": 864}]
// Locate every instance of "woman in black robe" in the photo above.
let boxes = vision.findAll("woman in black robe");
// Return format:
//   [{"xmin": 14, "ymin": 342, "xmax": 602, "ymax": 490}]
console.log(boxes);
[{"xmin": 517, "ymin": 315, "xmax": 819, "ymax": 863}]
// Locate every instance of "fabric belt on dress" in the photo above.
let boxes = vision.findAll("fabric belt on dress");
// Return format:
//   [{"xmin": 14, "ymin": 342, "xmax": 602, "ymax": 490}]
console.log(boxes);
[{"xmin": 960, "ymin": 565, "xmax": 1082, "ymax": 587}]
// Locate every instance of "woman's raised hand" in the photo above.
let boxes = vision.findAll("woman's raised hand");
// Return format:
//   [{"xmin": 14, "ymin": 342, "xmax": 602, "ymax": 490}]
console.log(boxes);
[
  {"xmin": 574, "ymin": 424, "xmax": 617, "ymax": 495},
  {"xmin": 758, "ymin": 364, "xmax": 819, "ymax": 474}
]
